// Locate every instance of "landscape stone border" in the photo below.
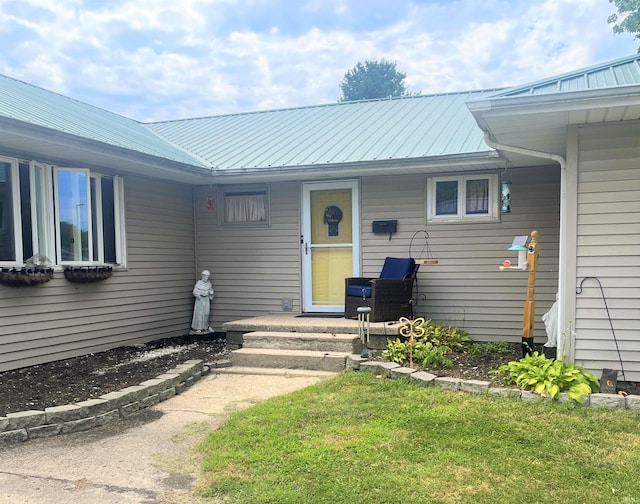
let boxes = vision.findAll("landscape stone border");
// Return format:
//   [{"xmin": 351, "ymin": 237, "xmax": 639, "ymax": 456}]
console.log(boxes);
[
  {"xmin": 348, "ymin": 355, "xmax": 640, "ymax": 411},
  {"xmin": 0, "ymin": 358, "xmax": 232, "ymax": 448}
]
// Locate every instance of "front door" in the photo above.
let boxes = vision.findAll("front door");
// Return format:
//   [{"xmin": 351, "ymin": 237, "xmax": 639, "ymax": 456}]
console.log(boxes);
[{"xmin": 302, "ymin": 180, "xmax": 360, "ymax": 313}]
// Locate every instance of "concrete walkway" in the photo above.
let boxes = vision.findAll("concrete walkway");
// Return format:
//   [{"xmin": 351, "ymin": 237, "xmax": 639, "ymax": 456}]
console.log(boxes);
[{"xmin": 0, "ymin": 367, "xmax": 335, "ymax": 504}]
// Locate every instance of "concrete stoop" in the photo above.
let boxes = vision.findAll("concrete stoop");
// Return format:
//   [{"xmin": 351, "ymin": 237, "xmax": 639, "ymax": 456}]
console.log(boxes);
[
  {"xmin": 231, "ymin": 348, "xmax": 349, "ymax": 373},
  {"xmin": 242, "ymin": 331, "xmax": 359, "ymax": 353},
  {"xmin": 231, "ymin": 330, "xmax": 360, "ymax": 372}
]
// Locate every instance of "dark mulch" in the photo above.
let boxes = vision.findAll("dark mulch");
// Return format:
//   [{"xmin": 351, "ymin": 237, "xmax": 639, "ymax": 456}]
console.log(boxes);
[
  {"xmin": 5, "ymin": 337, "xmax": 628, "ymax": 418},
  {"xmin": 0, "ymin": 334, "xmax": 229, "ymax": 416}
]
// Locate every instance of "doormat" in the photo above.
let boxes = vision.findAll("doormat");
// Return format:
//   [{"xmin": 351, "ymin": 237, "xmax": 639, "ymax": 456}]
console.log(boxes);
[{"xmin": 296, "ymin": 314, "xmax": 344, "ymax": 318}]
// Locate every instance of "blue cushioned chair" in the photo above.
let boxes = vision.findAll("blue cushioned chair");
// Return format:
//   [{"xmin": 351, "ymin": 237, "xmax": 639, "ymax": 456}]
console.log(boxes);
[{"xmin": 344, "ymin": 257, "xmax": 418, "ymax": 322}]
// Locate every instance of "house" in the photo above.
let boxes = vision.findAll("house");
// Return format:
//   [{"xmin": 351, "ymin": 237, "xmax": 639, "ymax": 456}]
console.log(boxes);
[{"xmin": 0, "ymin": 54, "xmax": 638, "ymax": 383}]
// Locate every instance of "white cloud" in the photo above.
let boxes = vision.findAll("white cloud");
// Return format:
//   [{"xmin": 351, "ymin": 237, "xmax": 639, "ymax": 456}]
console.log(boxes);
[{"xmin": 0, "ymin": 0, "xmax": 636, "ymax": 121}]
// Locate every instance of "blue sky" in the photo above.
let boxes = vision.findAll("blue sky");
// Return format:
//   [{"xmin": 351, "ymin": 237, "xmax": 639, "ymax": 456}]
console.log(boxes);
[{"xmin": 0, "ymin": 0, "xmax": 636, "ymax": 122}]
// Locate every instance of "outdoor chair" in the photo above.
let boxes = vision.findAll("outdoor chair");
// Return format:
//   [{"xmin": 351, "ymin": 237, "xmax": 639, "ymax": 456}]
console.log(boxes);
[{"xmin": 344, "ymin": 257, "xmax": 418, "ymax": 322}]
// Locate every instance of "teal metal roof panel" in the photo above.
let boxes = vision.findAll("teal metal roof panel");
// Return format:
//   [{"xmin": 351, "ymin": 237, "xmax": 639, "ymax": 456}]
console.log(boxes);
[
  {"xmin": 0, "ymin": 74, "xmax": 206, "ymax": 167},
  {"xmin": 148, "ymin": 90, "xmax": 496, "ymax": 170},
  {"xmin": 491, "ymin": 54, "xmax": 640, "ymax": 98}
]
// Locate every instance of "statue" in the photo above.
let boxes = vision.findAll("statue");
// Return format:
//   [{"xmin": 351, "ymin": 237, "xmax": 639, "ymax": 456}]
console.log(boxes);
[{"xmin": 190, "ymin": 270, "xmax": 214, "ymax": 334}]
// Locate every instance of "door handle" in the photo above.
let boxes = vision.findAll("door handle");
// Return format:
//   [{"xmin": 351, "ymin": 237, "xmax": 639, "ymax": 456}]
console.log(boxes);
[{"xmin": 304, "ymin": 242, "xmax": 309, "ymax": 255}]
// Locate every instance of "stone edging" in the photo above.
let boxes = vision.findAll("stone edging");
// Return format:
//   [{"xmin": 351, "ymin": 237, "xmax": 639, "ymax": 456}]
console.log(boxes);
[
  {"xmin": 348, "ymin": 356, "xmax": 640, "ymax": 410},
  {"xmin": 0, "ymin": 359, "xmax": 232, "ymax": 448}
]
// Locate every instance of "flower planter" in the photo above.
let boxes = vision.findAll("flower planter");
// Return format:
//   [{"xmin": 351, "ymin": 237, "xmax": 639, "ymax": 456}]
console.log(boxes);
[
  {"xmin": 0, "ymin": 266, "xmax": 54, "ymax": 287},
  {"xmin": 63, "ymin": 265, "xmax": 113, "ymax": 283}
]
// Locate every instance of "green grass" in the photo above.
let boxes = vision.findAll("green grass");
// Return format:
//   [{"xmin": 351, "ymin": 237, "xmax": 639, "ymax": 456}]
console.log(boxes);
[{"xmin": 197, "ymin": 371, "xmax": 640, "ymax": 504}]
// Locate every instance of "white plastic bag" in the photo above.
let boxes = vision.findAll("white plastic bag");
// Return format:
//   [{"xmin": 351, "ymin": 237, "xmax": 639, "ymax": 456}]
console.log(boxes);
[{"xmin": 542, "ymin": 300, "xmax": 558, "ymax": 348}]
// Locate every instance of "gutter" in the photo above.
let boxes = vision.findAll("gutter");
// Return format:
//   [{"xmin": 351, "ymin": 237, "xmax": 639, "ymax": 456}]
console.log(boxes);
[{"xmin": 482, "ymin": 132, "xmax": 571, "ymax": 360}]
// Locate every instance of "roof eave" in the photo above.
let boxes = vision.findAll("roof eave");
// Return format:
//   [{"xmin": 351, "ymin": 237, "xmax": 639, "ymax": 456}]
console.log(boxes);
[
  {"xmin": 205, "ymin": 151, "xmax": 501, "ymax": 184},
  {"xmin": 0, "ymin": 116, "xmax": 213, "ymax": 183},
  {"xmin": 467, "ymin": 85, "xmax": 640, "ymax": 117}
]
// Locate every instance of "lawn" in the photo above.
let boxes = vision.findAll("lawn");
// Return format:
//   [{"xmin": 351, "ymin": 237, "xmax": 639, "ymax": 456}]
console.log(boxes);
[{"xmin": 197, "ymin": 371, "xmax": 640, "ymax": 504}]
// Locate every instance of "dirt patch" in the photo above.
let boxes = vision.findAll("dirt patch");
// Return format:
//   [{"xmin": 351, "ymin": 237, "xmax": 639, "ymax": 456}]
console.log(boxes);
[{"xmin": 0, "ymin": 334, "xmax": 229, "ymax": 416}]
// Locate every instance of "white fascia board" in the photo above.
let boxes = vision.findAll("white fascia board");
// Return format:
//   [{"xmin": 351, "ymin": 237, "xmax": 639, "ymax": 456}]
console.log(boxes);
[{"xmin": 467, "ymin": 85, "xmax": 640, "ymax": 118}]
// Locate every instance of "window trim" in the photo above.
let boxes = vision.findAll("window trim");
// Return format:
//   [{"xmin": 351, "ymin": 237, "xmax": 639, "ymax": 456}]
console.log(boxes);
[
  {"xmin": 29, "ymin": 161, "xmax": 55, "ymax": 262},
  {"xmin": 427, "ymin": 174, "xmax": 499, "ymax": 223},
  {"xmin": 0, "ymin": 156, "xmax": 23, "ymax": 266},
  {"xmin": 217, "ymin": 184, "xmax": 270, "ymax": 227}
]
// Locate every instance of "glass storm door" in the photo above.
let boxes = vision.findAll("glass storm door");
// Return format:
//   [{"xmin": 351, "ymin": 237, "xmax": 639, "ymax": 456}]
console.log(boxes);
[{"xmin": 302, "ymin": 180, "xmax": 360, "ymax": 312}]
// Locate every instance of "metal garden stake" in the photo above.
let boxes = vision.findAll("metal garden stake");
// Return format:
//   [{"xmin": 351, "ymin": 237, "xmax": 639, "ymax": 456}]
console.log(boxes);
[{"xmin": 399, "ymin": 317, "xmax": 425, "ymax": 368}]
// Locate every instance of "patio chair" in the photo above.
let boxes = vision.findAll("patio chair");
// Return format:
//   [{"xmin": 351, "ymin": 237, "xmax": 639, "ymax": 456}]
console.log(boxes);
[{"xmin": 344, "ymin": 257, "xmax": 418, "ymax": 322}]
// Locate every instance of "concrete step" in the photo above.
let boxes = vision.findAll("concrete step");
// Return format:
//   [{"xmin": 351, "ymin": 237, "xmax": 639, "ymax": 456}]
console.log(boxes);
[
  {"xmin": 213, "ymin": 366, "xmax": 338, "ymax": 378},
  {"xmin": 231, "ymin": 348, "xmax": 349, "ymax": 373},
  {"xmin": 242, "ymin": 331, "xmax": 360, "ymax": 353}
]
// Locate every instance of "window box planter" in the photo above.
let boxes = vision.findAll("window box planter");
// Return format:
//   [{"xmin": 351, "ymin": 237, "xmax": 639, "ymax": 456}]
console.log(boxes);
[
  {"xmin": 0, "ymin": 266, "xmax": 54, "ymax": 287},
  {"xmin": 63, "ymin": 265, "xmax": 113, "ymax": 283}
]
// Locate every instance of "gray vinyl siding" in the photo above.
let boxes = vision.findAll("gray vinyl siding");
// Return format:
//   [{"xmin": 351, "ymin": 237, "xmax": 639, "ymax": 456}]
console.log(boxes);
[
  {"xmin": 196, "ymin": 167, "xmax": 560, "ymax": 344},
  {"xmin": 361, "ymin": 166, "xmax": 560, "ymax": 343},
  {"xmin": 194, "ymin": 182, "xmax": 302, "ymax": 328},
  {"xmin": 0, "ymin": 175, "xmax": 196, "ymax": 372},
  {"xmin": 575, "ymin": 122, "xmax": 640, "ymax": 381}
]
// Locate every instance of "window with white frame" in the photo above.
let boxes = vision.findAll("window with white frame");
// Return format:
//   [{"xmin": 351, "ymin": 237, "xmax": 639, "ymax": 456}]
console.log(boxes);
[
  {"xmin": 219, "ymin": 185, "xmax": 269, "ymax": 226},
  {"xmin": 427, "ymin": 174, "xmax": 499, "ymax": 223},
  {"xmin": 0, "ymin": 156, "xmax": 126, "ymax": 267}
]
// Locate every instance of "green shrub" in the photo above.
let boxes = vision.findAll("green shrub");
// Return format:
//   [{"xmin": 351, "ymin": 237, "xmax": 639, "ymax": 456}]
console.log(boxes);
[
  {"xmin": 413, "ymin": 341, "xmax": 453, "ymax": 369},
  {"xmin": 419, "ymin": 319, "xmax": 472, "ymax": 352},
  {"xmin": 382, "ymin": 320, "xmax": 467, "ymax": 369},
  {"xmin": 492, "ymin": 352, "xmax": 600, "ymax": 403},
  {"xmin": 382, "ymin": 338, "xmax": 409, "ymax": 365}
]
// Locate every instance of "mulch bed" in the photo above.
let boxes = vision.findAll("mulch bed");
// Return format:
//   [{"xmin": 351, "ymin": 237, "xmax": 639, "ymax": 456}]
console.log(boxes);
[{"xmin": 0, "ymin": 334, "xmax": 229, "ymax": 416}]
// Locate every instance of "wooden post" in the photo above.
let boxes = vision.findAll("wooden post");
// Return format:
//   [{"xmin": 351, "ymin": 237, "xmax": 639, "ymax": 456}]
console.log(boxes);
[{"xmin": 522, "ymin": 230, "xmax": 539, "ymax": 356}]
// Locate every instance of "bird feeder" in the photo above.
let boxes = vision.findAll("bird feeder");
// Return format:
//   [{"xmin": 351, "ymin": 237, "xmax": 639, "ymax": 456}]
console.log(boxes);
[
  {"xmin": 499, "ymin": 235, "xmax": 529, "ymax": 271},
  {"xmin": 499, "ymin": 231, "xmax": 540, "ymax": 356}
]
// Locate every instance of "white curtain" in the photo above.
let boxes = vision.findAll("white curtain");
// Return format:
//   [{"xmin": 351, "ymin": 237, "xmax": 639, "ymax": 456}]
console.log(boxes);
[
  {"xmin": 465, "ymin": 179, "xmax": 488, "ymax": 214},
  {"xmin": 224, "ymin": 193, "xmax": 266, "ymax": 222}
]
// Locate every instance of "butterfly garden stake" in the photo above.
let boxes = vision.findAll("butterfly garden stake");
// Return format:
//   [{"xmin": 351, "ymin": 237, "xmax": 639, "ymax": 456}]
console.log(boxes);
[{"xmin": 399, "ymin": 317, "xmax": 425, "ymax": 368}]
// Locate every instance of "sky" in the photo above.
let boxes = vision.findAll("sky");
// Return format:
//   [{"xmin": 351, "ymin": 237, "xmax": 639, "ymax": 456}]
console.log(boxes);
[{"xmin": 0, "ymin": 0, "xmax": 637, "ymax": 122}]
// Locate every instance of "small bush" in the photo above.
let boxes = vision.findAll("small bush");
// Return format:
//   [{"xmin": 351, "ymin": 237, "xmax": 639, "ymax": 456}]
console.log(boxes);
[
  {"xmin": 382, "ymin": 319, "xmax": 468, "ymax": 369},
  {"xmin": 492, "ymin": 352, "xmax": 600, "ymax": 403}
]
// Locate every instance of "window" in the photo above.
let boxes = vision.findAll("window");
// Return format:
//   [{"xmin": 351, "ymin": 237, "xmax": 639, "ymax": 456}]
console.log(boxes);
[
  {"xmin": 427, "ymin": 174, "xmax": 498, "ymax": 223},
  {"xmin": 0, "ymin": 156, "xmax": 126, "ymax": 267},
  {"xmin": 219, "ymin": 185, "xmax": 269, "ymax": 226}
]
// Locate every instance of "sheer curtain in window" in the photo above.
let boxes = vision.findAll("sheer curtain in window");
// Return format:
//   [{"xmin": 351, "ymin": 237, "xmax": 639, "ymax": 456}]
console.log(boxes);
[
  {"xmin": 466, "ymin": 179, "xmax": 489, "ymax": 214},
  {"xmin": 224, "ymin": 192, "xmax": 266, "ymax": 222}
]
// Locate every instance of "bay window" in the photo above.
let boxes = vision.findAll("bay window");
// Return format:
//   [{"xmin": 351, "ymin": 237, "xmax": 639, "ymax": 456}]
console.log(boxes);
[{"xmin": 0, "ymin": 156, "xmax": 126, "ymax": 267}]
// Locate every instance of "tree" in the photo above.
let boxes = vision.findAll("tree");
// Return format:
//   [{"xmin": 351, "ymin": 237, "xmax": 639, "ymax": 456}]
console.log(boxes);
[
  {"xmin": 608, "ymin": 0, "xmax": 640, "ymax": 50},
  {"xmin": 339, "ymin": 59, "xmax": 409, "ymax": 102}
]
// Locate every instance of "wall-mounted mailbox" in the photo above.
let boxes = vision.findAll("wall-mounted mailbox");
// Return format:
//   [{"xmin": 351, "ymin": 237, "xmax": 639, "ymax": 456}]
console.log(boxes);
[{"xmin": 372, "ymin": 220, "xmax": 398, "ymax": 240}]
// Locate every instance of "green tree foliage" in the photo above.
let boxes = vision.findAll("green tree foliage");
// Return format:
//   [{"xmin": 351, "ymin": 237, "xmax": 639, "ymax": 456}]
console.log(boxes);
[
  {"xmin": 608, "ymin": 0, "xmax": 640, "ymax": 50},
  {"xmin": 339, "ymin": 59, "xmax": 409, "ymax": 102}
]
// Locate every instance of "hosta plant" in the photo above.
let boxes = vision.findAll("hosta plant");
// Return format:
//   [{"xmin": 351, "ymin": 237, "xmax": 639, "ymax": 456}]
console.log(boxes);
[{"xmin": 493, "ymin": 352, "xmax": 600, "ymax": 403}]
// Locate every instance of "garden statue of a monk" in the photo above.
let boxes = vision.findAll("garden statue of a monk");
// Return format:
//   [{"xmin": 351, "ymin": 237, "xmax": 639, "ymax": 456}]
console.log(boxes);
[{"xmin": 191, "ymin": 270, "xmax": 214, "ymax": 334}]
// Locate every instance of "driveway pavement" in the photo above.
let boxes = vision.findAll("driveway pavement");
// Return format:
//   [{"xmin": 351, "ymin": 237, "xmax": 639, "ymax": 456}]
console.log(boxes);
[{"xmin": 0, "ymin": 367, "xmax": 335, "ymax": 504}]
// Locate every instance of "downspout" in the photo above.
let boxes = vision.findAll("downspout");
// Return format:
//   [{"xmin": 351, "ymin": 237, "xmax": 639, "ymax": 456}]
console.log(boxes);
[
  {"xmin": 192, "ymin": 185, "xmax": 199, "ymax": 280},
  {"xmin": 483, "ymin": 132, "xmax": 571, "ymax": 359}
]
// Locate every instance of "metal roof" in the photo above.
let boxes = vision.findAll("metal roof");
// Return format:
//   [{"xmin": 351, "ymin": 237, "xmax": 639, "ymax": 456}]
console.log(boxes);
[
  {"xmin": 490, "ymin": 54, "xmax": 640, "ymax": 98},
  {"xmin": 0, "ymin": 74, "xmax": 206, "ymax": 167},
  {"xmin": 147, "ymin": 90, "xmax": 498, "ymax": 171}
]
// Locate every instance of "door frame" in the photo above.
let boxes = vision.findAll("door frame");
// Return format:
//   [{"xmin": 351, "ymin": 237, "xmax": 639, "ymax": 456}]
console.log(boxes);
[{"xmin": 301, "ymin": 179, "xmax": 360, "ymax": 313}]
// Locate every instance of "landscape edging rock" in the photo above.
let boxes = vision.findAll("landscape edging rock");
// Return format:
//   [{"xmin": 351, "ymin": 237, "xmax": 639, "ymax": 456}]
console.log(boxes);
[
  {"xmin": 0, "ymin": 359, "xmax": 232, "ymax": 447},
  {"xmin": 350, "ymin": 355, "xmax": 640, "ymax": 411}
]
